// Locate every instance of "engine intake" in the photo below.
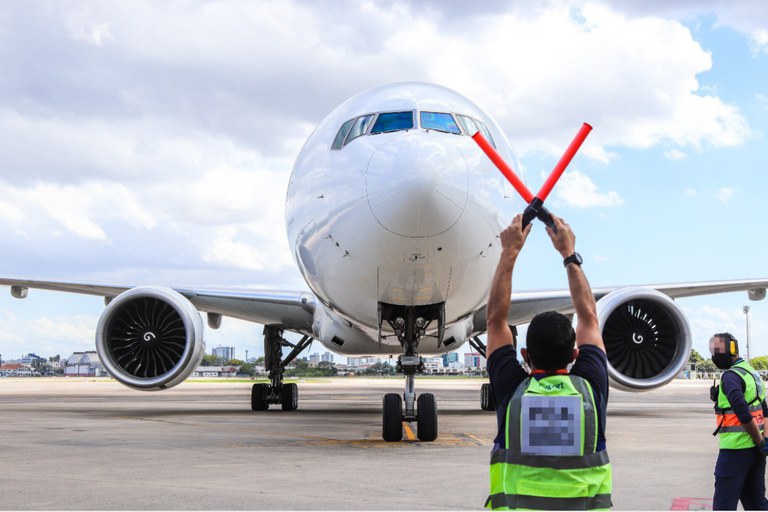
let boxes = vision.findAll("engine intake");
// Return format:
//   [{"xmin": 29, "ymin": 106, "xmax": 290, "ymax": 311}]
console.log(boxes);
[
  {"xmin": 596, "ymin": 287, "xmax": 691, "ymax": 391},
  {"xmin": 95, "ymin": 286, "xmax": 205, "ymax": 391}
]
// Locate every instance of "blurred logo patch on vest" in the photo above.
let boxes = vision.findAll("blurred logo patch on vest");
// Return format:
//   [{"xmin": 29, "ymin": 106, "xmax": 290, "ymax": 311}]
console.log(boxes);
[{"xmin": 521, "ymin": 395, "xmax": 581, "ymax": 456}]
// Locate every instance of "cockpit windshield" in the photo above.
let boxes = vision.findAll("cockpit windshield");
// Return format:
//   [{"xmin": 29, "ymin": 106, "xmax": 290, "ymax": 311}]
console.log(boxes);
[
  {"xmin": 345, "ymin": 114, "xmax": 374, "ymax": 145},
  {"xmin": 331, "ymin": 110, "xmax": 495, "ymax": 149},
  {"xmin": 331, "ymin": 118, "xmax": 355, "ymax": 150},
  {"xmin": 420, "ymin": 112, "xmax": 461, "ymax": 134},
  {"xmin": 456, "ymin": 115, "xmax": 477, "ymax": 136},
  {"xmin": 370, "ymin": 111, "xmax": 414, "ymax": 134}
]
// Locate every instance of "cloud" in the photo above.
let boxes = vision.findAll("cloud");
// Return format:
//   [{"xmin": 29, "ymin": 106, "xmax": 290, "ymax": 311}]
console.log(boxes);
[
  {"xmin": 717, "ymin": 187, "xmax": 734, "ymax": 202},
  {"xmin": 0, "ymin": 2, "xmax": 751, "ymax": 173},
  {"xmin": 552, "ymin": 170, "xmax": 624, "ymax": 208},
  {"xmin": 683, "ymin": 187, "xmax": 698, "ymax": 196},
  {"xmin": 413, "ymin": 2, "xmax": 751, "ymax": 158},
  {"xmin": 750, "ymin": 29, "xmax": 768, "ymax": 56},
  {"xmin": 0, "ymin": 181, "xmax": 156, "ymax": 241},
  {"xmin": 665, "ymin": 149, "xmax": 688, "ymax": 160},
  {"xmin": 683, "ymin": 300, "xmax": 768, "ymax": 359},
  {"xmin": 0, "ymin": 309, "xmax": 98, "ymax": 359}
]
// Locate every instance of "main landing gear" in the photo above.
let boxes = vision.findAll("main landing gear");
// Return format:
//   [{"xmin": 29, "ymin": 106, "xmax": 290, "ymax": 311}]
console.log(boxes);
[
  {"xmin": 380, "ymin": 305, "xmax": 440, "ymax": 442},
  {"xmin": 470, "ymin": 327, "xmax": 518, "ymax": 412},
  {"xmin": 251, "ymin": 325, "xmax": 313, "ymax": 412},
  {"xmin": 468, "ymin": 335, "xmax": 495, "ymax": 411}
]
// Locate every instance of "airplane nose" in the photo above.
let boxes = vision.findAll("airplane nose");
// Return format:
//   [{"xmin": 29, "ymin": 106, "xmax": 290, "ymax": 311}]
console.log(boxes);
[{"xmin": 366, "ymin": 136, "xmax": 468, "ymax": 237}]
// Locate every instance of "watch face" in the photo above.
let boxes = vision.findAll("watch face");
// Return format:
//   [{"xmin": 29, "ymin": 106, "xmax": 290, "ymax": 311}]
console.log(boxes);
[{"xmin": 565, "ymin": 252, "xmax": 583, "ymax": 266}]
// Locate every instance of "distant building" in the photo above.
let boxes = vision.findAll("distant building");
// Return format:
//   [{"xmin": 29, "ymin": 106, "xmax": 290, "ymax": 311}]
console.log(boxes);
[
  {"xmin": 65, "ymin": 351, "xmax": 105, "ymax": 377},
  {"xmin": 442, "ymin": 352, "xmax": 459, "ymax": 366},
  {"xmin": 321, "ymin": 351, "xmax": 334, "ymax": 363},
  {"xmin": 20, "ymin": 353, "xmax": 44, "ymax": 365},
  {"xmin": 0, "ymin": 363, "xmax": 31, "ymax": 377},
  {"xmin": 348, "ymin": 356, "xmax": 383, "ymax": 367},
  {"xmin": 192, "ymin": 366, "xmax": 238, "ymax": 377},
  {"xmin": 464, "ymin": 352, "xmax": 486, "ymax": 371},
  {"xmin": 423, "ymin": 357, "xmax": 444, "ymax": 374},
  {"xmin": 309, "ymin": 353, "xmax": 320, "ymax": 364},
  {"xmin": 212, "ymin": 346, "xmax": 235, "ymax": 361}
]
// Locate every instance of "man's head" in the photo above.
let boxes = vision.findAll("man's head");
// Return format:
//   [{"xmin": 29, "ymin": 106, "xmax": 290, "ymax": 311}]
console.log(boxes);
[
  {"xmin": 709, "ymin": 332, "xmax": 739, "ymax": 370},
  {"xmin": 522, "ymin": 311, "xmax": 577, "ymax": 371}
]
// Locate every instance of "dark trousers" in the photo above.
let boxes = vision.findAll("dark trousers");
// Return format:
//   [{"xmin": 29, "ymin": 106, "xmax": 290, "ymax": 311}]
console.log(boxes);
[{"xmin": 714, "ymin": 448, "xmax": 768, "ymax": 510}]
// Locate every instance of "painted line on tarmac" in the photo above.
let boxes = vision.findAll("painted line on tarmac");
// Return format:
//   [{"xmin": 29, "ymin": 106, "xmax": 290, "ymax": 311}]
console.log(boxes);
[
  {"xmin": 403, "ymin": 422, "xmax": 417, "ymax": 441},
  {"xmin": 670, "ymin": 497, "xmax": 712, "ymax": 510}
]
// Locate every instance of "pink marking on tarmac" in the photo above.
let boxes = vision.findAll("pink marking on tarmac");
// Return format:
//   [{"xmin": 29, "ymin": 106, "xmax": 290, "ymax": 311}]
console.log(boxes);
[{"xmin": 670, "ymin": 497, "xmax": 712, "ymax": 510}]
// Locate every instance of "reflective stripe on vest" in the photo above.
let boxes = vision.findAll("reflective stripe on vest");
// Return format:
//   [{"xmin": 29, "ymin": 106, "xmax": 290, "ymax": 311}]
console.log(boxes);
[
  {"xmin": 488, "ymin": 374, "xmax": 611, "ymax": 510},
  {"xmin": 715, "ymin": 361, "xmax": 766, "ymax": 449},
  {"xmin": 487, "ymin": 492, "xmax": 612, "ymax": 511}
]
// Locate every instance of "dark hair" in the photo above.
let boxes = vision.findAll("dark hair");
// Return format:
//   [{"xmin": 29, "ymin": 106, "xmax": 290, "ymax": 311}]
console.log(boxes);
[{"xmin": 526, "ymin": 311, "xmax": 576, "ymax": 370}]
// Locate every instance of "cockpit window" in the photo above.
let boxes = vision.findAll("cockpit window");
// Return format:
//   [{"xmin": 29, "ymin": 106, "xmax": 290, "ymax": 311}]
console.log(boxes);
[
  {"xmin": 370, "ymin": 111, "xmax": 414, "ymax": 134},
  {"xmin": 345, "ymin": 114, "xmax": 374, "ymax": 145},
  {"xmin": 476, "ymin": 120, "xmax": 496, "ymax": 148},
  {"xmin": 456, "ymin": 115, "xmax": 478, "ymax": 136},
  {"xmin": 420, "ymin": 112, "xmax": 461, "ymax": 134},
  {"xmin": 331, "ymin": 118, "xmax": 355, "ymax": 150}
]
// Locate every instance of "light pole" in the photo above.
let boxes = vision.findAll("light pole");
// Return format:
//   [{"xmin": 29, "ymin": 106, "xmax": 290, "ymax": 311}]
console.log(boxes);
[{"xmin": 743, "ymin": 305, "xmax": 752, "ymax": 362}]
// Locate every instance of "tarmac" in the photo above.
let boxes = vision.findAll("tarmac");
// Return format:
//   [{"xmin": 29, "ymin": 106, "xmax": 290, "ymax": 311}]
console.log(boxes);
[{"xmin": 0, "ymin": 377, "xmax": 720, "ymax": 510}]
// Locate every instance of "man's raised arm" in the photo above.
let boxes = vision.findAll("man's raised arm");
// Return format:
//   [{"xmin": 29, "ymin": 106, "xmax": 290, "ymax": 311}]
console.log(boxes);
[
  {"xmin": 545, "ymin": 216, "xmax": 605, "ymax": 352},
  {"xmin": 486, "ymin": 214, "xmax": 532, "ymax": 358}
]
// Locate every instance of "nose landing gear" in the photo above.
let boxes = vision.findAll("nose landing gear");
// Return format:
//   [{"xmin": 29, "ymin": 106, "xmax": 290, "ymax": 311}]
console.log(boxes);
[{"xmin": 379, "ymin": 304, "xmax": 441, "ymax": 442}]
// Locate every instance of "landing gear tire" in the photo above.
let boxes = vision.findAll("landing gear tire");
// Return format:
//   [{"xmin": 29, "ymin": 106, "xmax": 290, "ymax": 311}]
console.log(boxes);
[
  {"xmin": 416, "ymin": 393, "xmax": 438, "ymax": 441},
  {"xmin": 281, "ymin": 383, "xmax": 298, "ymax": 411},
  {"xmin": 251, "ymin": 383, "xmax": 270, "ymax": 411},
  {"xmin": 481, "ymin": 383, "xmax": 496, "ymax": 411},
  {"xmin": 382, "ymin": 393, "xmax": 403, "ymax": 442}
]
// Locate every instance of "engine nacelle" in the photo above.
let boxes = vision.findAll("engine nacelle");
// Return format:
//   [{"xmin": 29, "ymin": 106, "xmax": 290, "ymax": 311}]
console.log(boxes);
[
  {"xmin": 95, "ymin": 286, "xmax": 205, "ymax": 391},
  {"xmin": 596, "ymin": 287, "xmax": 692, "ymax": 392}
]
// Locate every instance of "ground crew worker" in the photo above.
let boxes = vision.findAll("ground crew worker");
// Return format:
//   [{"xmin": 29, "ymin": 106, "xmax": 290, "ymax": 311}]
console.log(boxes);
[
  {"xmin": 709, "ymin": 333, "xmax": 768, "ymax": 510},
  {"xmin": 485, "ymin": 213, "xmax": 611, "ymax": 510}
]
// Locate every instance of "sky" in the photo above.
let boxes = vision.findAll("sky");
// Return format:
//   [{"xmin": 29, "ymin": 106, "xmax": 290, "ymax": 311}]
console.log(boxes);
[{"xmin": 1, "ymin": 0, "xmax": 768, "ymax": 365}]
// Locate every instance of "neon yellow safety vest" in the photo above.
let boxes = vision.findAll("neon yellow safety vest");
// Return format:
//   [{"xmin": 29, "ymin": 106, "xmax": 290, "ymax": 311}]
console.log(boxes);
[
  {"xmin": 488, "ymin": 374, "xmax": 612, "ymax": 510},
  {"xmin": 715, "ymin": 360, "xmax": 766, "ymax": 449}
]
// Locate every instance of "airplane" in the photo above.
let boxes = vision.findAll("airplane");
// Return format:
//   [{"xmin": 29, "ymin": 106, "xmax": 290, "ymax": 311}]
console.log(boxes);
[{"xmin": 2, "ymin": 81, "xmax": 767, "ymax": 442}]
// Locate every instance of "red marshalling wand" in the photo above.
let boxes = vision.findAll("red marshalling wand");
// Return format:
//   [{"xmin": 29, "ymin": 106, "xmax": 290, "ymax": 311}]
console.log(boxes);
[{"xmin": 472, "ymin": 122, "xmax": 593, "ymax": 231}]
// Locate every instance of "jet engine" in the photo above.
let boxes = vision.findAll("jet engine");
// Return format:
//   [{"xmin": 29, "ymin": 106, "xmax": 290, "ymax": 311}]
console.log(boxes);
[
  {"xmin": 95, "ymin": 286, "xmax": 205, "ymax": 391},
  {"xmin": 596, "ymin": 287, "xmax": 692, "ymax": 392}
]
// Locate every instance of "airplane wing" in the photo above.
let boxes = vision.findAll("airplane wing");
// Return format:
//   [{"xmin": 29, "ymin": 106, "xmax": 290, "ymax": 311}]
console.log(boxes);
[
  {"xmin": 472, "ymin": 278, "xmax": 768, "ymax": 333},
  {"xmin": 0, "ymin": 277, "xmax": 316, "ymax": 334},
  {"xmin": 4, "ymin": 276, "xmax": 766, "ymax": 336}
]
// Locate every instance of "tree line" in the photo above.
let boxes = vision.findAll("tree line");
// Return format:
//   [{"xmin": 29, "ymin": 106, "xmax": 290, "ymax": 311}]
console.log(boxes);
[{"xmin": 689, "ymin": 349, "xmax": 768, "ymax": 373}]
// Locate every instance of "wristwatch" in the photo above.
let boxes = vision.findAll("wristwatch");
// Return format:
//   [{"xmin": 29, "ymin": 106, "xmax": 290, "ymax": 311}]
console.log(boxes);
[{"xmin": 563, "ymin": 252, "xmax": 583, "ymax": 268}]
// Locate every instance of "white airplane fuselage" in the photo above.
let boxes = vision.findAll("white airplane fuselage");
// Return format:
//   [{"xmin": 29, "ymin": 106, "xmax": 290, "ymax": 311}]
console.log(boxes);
[{"xmin": 286, "ymin": 82, "xmax": 520, "ymax": 355}]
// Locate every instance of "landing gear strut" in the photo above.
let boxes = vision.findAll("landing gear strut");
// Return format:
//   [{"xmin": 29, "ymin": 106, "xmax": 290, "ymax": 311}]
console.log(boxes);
[
  {"xmin": 380, "ymin": 304, "xmax": 440, "ymax": 442},
  {"xmin": 251, "ymin": 325, "xmax": 313, "ymax": 412}
]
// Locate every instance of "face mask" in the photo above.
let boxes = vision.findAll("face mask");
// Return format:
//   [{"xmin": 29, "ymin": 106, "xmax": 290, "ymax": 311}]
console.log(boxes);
[{"xmin": 712, "ymin": 353, "xmax": 733, "ymax": 370}]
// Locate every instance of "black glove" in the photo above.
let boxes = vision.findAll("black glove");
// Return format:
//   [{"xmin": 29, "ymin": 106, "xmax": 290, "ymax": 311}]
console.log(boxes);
[
  {"xmin": 757, "ymin": 438, "xmax": 768, "ymax": 456},
  {"xmin": 710, "ymin": 384, "xmax": 719, "ymax": 403}
]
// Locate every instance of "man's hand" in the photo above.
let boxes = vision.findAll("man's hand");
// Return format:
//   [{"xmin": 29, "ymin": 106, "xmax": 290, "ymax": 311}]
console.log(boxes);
[
  {"xmin": 758, "ymin": 437, "xmax": 768, "ymax": 456},
  {"xmin": 545, "ymin": 215, "xmax": 576, "ymax": 258},
  {"xmin": 500, "ymin": 214, "xmax": 532, "ymax": 258}
]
